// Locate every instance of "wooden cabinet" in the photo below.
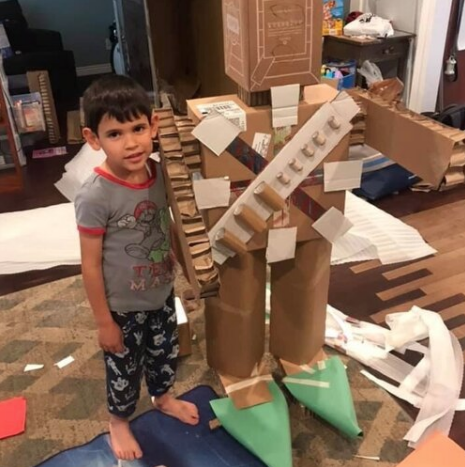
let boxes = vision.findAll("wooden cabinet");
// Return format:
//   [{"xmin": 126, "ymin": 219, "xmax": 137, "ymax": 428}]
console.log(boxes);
[{"xmin": 323, "ymin": 31, "xmax": 415, "ymax": 87}]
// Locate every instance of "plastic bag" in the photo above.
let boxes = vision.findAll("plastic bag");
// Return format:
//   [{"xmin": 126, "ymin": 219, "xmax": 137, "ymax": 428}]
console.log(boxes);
[
  {"xmin": 358, "ymin": 60, "xmax": 383, "ymax": 87},
  {"xmin": 343, "ymin": 13, "xmax": 394, "ymax": 38}
]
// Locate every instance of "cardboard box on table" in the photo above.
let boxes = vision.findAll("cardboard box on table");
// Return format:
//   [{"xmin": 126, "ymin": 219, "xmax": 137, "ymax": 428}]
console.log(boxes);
[
  {"xmin": 187, "ymin": 84, "xmax": 349, "ymax": 377},
  {"xmin": 222, "ymin": 0, "xmax": 323, "ymax": 92}
]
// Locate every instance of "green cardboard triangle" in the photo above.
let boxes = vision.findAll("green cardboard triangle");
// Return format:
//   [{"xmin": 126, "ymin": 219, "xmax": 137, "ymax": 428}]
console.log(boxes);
[
  {"xmin": 284, "ymin": 356, "xmax": 362, "ymax": 439},
  {"xmin": 210, "ymin": 381, "xmax": 292, "ymax": 467}
]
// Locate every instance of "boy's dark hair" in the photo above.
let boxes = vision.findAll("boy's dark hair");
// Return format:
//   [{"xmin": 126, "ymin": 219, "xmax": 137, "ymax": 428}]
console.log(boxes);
[{"xmin": 83, "ymin": 75, "xmax": 152, "ymax": 134}]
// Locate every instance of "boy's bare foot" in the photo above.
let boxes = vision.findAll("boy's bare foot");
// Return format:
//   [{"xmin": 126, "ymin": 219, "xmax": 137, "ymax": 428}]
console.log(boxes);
[
  {"xmin": 153, "ymin": 393, "xmax": 200, "ymax": 425},
  {"xmin": 109, "ymin": 415, "xmax": 143, "ymax": 461}
]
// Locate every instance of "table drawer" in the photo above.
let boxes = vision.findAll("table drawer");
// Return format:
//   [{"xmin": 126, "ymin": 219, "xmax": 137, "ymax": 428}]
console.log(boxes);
[{"xmin": 359, "ymin": 41, "xmax": 410, "ymax": 62}]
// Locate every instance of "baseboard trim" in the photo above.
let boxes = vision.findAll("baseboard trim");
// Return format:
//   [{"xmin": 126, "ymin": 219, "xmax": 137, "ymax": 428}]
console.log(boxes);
[{"xmin": 76, "ymin": 63, "xmax": 112, "ymax": 77}]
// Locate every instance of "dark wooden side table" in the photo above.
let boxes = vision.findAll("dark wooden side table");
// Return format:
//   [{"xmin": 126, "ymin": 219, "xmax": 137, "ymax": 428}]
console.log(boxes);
[{"xmin": 323, "ymin": 31, "xmax": 415, "ymax": 87}]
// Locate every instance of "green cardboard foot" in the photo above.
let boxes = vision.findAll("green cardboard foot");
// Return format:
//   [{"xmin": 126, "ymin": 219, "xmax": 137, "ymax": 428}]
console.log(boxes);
[
  {"xmin": 210, "ymin": 381, "xmax": 292, "ymax": 467},
  {"xmin": 283, "ymin": 356, "xmax": 362, "ymax": 439}
]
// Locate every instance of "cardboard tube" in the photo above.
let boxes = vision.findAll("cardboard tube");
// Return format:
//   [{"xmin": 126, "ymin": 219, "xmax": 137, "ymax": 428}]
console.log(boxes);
[
  {"xmin": 216, "ymin": 228, "xmax": 248, "ymax": 254},
  {"xmin": 312, "ymin": 131, "xmax": 326, "ymax": 146},
  {"xmin": 328, "ymin": 116, "xmax": 341, "ymax": 129},
  {"xmin": 234, "ymin": 204, "xmax": 268, "ymax": 233},
  {"xmin": 288, "ymin": 158, "xmax": 303, "ymax": 172},
  {"xmin": 205, "ymin": 249, "xmax": 266, "ymax": 377},
  {"xmin": 254, "ymin": 182, "xmax": 286, "ymax": 211},
  {"xmin": 277, "ymin": 172, "xmax": 291, "ymax": 185},
  {"xmin": 270, "ymin": 239, "xmax": 331, "ymax": 365},
  {"xmin": 301, "ymin": 144, "xmax": 314, "ymax": 158}
]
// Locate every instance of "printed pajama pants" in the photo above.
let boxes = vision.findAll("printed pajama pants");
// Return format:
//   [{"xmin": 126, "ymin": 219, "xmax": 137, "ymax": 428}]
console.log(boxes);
[{"xmin": 104, "ymin": 293, "xmax": 179, "ymax": 418}]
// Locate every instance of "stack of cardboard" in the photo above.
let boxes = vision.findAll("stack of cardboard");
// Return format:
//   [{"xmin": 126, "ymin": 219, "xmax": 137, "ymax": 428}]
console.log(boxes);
[{"xmin": 156, "ymin": 108, "xmax": 220, "ymax": 299}]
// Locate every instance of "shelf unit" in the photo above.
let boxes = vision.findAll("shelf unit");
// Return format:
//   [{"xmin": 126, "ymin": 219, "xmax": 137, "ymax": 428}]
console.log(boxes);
[{"xmin": 0, "ymin": 77, "xmax": 23, "ymax": 193}]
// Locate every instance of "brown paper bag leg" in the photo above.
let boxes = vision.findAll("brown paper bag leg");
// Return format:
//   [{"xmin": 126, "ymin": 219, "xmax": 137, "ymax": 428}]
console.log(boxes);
[
  {"xmin": 205, "ymin": 249, "xmax": 267, "ymax": 378},
  {"xmin": 270, "ymin": 238, "xmax": 331, "ymax": 364}
]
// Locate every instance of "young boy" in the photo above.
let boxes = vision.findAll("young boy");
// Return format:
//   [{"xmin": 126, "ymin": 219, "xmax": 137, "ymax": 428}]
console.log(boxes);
[{"xmin": 75, "ymin": 75, "xmax": 199, "ymax": 461}]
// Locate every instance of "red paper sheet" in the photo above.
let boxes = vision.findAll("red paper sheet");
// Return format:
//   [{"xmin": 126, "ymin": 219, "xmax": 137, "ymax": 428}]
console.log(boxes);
[
  {"xmin": 0, "ymin": 397, "xmax": 27, "ymax": 440},
  {"xmin": 398, "ymin": 432, "xmax": 465, "ymax": 466}
]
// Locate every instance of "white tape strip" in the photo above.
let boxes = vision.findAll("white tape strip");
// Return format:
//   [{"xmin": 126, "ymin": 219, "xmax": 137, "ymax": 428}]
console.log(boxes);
[
  {"xmin": 284, "ymin": 377, "xmax": 330, "ymax": 389},
  {"xmin": 299, "ymin": 364, "xmax": 316, "ymax": 375},
  {"xmin": 399, "ymin": 354, "xmax": 430, "ymax": 397},
  {"xmin": 327, "ymin": 304, "xmax": 465, "ymax": 448},
  {"xmin": 225, "ymin": 375, "xmax": 274, "ymax": 395}
]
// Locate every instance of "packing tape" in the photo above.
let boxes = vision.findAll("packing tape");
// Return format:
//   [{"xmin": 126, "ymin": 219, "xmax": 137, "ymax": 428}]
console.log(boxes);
[
  {"xmin": 225, "ymin": 375, "xmax": 274, "ymax": 395},
  {"xmin": 283, "ymin": 377, "xmax": 330, "ymax": 389},
  {"xmin": 299, "ymin": 364, "xmax": 316, "ymax": 375}
]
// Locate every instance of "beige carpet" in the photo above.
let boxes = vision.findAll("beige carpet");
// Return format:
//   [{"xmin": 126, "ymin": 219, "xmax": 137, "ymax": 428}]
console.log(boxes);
[{"xmin": 0, "ymin": 275, "xmax": 414, "ymax": 467}]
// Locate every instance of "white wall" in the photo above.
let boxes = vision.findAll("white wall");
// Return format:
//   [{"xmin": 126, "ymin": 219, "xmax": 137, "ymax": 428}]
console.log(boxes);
[
  {"xmin": 410, "ymin": 0, "xmax": 453, "ymax": 112},
  {"xmin": 349, "ymin": 0, "xmax": 419, "ymax": 32},
  {"xmin": 348, "ymin": 0, "xmax": 450, "ymax": 112},
  {"xmin": 376, "ymin": 0, "xmax": 419, "ymax": 33}
]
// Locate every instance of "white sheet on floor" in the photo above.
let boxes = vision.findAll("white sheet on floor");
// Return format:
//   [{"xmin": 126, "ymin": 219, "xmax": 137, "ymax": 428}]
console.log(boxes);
[
  {"xmin": 54, "ymin": 143, "xmax": 106, "ymax": 202},
  {"xmin": 330, "ymin": 192, "xmax": 436, "ymax": 265},
  {"xmin": 0, "ymin": 203, "xmax": 80, "ymax": 274}
]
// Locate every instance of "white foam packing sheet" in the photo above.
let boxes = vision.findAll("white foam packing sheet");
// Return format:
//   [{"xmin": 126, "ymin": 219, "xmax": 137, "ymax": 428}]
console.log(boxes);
[
  {"xmin": 0, "ymin": 203, "xmax": 80, "ymax": 274},
  {"xmin": 325, "ymin": 305, "xmax": 465, "ymax": 448},
  {"xmin": 330, "ymin": 191, "xmax": 437, "ymax": 265}
]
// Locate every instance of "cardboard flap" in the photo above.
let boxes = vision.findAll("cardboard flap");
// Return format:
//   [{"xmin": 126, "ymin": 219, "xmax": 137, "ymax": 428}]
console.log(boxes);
[{"xmin": 356, "ymin": 91, "xmax": 455, "ymax": 187}]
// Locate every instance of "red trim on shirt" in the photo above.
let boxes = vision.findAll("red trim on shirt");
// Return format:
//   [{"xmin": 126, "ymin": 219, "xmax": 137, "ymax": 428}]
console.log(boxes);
[
  {"xmin": 78, "ymin": 225, "xmax": 106, "ymax": 235},
  {"xmin": 94, "ymin": 159, "xmax": 157, "ymax": 189}
]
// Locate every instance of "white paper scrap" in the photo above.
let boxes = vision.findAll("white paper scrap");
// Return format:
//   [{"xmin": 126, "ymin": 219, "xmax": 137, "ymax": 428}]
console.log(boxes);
[
  {"xmin": 354, "ymin": 455, "xmax": 380, "ymax": 461},
  {"xmin": 324, "ymin": 160, "xmax": 363, "ymax": 192},
  {"xmin": 266, "ymin": 227, "xmax": 297, "ymax": 263},
  {"xmin": 55, "ymin": 356, "xmax": 75, "ymax": 369},
  {"xmin": 175, "ymin": 297, "xmax": 188, "ymax": 325},
  {"xmin": 24, "ymin": 364, "xmax": 44, "ymax": 372},
  {"xmin": 193, "ymin": 178, "xmax": 231, "ymax": 210},
  {"xmin": 252, "ymin": 132, "xmax": 272, "ymax": 158},
  {"xmin": 192, "ymin": 111, "xmax": 241, "ymax": 156},
  {"xmin": 313, "ymin": 207, "xmax": 353, "ymax": 243},
  {"xmin": 271, "ymin": 84, "xmax": 300, "ymax": 128}
]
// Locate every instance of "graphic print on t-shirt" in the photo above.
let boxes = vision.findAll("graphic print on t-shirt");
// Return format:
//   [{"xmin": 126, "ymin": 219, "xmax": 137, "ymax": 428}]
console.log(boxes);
[{"xmin": 117, "ymin": 200, "xmax": 174, "ymax": 291}]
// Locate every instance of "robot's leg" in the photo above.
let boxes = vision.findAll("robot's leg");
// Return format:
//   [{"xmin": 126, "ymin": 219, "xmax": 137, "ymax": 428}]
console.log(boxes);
[
  {"xmin": 270, "ymin": 238, "xmax": 331, "ymax": 364},
  {"xmin": 205, "ymin": 249, "xmax": 267, "ymax": 378}
]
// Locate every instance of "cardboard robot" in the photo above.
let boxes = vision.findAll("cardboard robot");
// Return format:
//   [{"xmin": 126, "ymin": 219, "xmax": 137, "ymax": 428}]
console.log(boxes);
[{"xmin": 156, "ymin": 1, "xmax": 465, "ymax": 465}]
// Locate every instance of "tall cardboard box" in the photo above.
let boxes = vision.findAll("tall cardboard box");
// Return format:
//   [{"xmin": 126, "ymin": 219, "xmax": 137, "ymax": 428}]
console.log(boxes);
[
  {"xmin": 222, "ymin": 0, "xmax": 323, "ymax": 92},
  {"xmin": 188, "ymin": 83, "xmax": 349, "ymax": 376},
  {"xmin": 187, "ymin": 84, "xmax": 348, "ymax": 249}
]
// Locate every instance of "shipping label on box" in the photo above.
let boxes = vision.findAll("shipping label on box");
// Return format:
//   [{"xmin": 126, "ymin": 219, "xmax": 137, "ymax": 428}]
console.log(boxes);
[{"xmin": 222, "ymin": 0, "xmax": 323, "ymax": 92}]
